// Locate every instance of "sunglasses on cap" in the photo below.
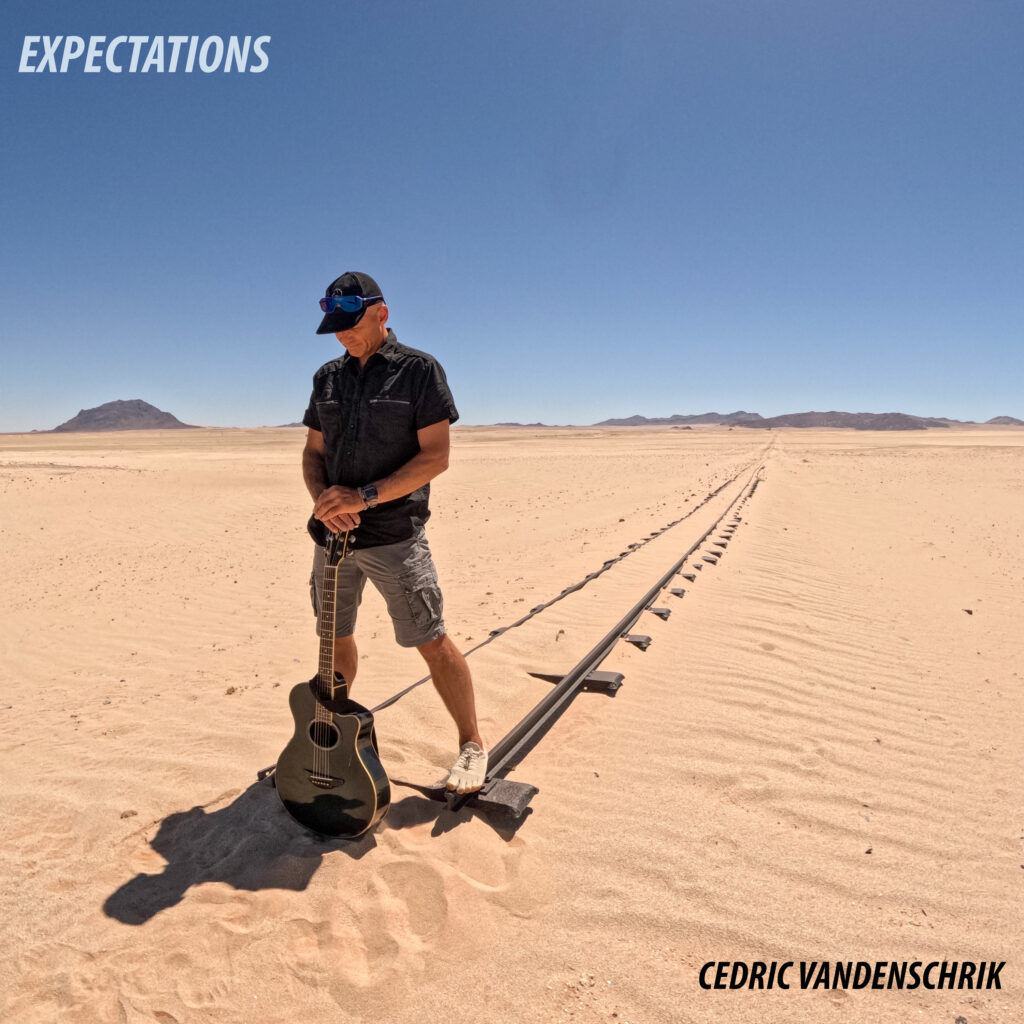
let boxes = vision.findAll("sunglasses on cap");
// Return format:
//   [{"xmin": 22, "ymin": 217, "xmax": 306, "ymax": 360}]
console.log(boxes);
[{"xmin": 318, "ymin": 294, "xmax": 383, "ymax": 314}]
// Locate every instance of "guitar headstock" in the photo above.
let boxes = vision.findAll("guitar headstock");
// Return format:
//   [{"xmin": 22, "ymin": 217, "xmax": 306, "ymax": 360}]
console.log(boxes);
[{"xmin": 324, "ymin": 530, "xmax": 350, "ymax": 567}]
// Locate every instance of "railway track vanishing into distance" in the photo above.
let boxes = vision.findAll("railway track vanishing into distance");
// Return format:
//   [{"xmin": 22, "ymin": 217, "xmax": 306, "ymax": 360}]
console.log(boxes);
[{"xmin": 401, "ymin": 450, "xmax": 771, "ymax": 820}]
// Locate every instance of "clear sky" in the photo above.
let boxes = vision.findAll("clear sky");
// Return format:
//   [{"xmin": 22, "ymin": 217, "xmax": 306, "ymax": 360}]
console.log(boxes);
[{"xmin": 2, "ymin": 0, "xmax": 1022, "ymax": 431}]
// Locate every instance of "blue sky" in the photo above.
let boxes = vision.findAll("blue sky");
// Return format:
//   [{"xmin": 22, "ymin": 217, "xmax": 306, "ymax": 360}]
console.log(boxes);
[{"xmin": 2, "ymin": 0, "xmax": 1022, "ymax": 431}]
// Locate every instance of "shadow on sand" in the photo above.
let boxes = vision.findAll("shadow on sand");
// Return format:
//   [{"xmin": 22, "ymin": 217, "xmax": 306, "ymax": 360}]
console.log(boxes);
[
  {"xmin": 385, "ymin": 779, "xmax": 533, "ymax": 842},
  {"xmin": 105, "ymin": 772, "xmax": 529, "ymax": 925},
  {"xmin": 103, "ymin": 779, "xmax": 375, "ymax": 925}
]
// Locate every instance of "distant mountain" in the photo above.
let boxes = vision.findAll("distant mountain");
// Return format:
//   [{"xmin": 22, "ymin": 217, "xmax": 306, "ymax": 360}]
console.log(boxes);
[
  {"xmin": 595, "ymin": 411, "xmax": 764, "ymax": 426},
  {"xmin": 53, "ymin": 400, "xmax": 198, "ymax": 432},
  {"xmin": 986, "ymin": 415, "xmax": 1024, "ymax": 426},
  {"xmin": 742, "ymin": 411, "xmax": 950, "ymax": 430},
  {"xmin": 494, "ymin": 421, "xmax": 551, "ymax": 427},
  {"xmin": 592, "ymin": 410, "xmax": 954, "ymax": 430}
]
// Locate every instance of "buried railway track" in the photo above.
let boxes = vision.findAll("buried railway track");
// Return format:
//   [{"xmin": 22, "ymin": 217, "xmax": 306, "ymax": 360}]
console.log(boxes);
[
  {"xmin": 371, "ymin": 447, "xmax": 771, "ymax": 716},
  {"xmin": 397, "ymin": 455, "xmax": 770, "ymax": 820}
]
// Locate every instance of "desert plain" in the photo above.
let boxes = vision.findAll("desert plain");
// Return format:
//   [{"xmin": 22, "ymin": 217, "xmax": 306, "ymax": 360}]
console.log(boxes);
[{"xmin": 1, "ymin": 424, "xmax": 1022, "ymax": 1024}]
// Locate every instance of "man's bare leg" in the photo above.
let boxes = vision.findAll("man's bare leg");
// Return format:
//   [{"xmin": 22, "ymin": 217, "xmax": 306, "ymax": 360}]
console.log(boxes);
[
  {"xmin": 417, "ymin": 634, "xmax": 483, "ymax": 748},
  {"xmin": 332, "ymin": 635, "xmax": 358, "ymax": 695}
]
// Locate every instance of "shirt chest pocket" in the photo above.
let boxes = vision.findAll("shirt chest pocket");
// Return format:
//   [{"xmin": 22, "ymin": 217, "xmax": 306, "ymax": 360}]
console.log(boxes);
[
  {"xmin": 315, "ymin": 401, "xmax": 345, "ymax": 452},
  {"xmin": 365, "ymin": 396, "xmax": 417, "ymax": 451},
  {"xmin": 368, "ymin": 397, "xmax": 412, "ymax": 409}
]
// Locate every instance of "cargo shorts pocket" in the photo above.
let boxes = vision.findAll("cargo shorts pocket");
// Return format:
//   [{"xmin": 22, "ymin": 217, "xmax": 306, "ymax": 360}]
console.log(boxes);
[
  {"xmin": 389, "ymin": 567, "xmax": 444, "ymax": 647},
  {"xmin": 405, "ymin": 582, "xmax": 443, "ymax": 632}
]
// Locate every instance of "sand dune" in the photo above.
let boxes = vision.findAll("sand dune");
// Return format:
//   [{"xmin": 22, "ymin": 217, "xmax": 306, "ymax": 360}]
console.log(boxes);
[{"xmin": 1, "ymin": 426, "xmax": 1021, "ymax": 1023}]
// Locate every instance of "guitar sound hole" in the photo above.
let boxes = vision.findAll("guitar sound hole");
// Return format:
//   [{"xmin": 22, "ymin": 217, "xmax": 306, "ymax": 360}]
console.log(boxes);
[{"xmin": 308, "ymin": 721, "xmax": 340, "ymax": 749}]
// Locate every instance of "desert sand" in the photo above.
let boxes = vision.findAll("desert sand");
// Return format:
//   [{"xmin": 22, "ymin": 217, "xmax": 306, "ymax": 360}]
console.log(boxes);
[{"xmin": 1, "ymin": 425, "xmax": 1022, "ymax": 1024}]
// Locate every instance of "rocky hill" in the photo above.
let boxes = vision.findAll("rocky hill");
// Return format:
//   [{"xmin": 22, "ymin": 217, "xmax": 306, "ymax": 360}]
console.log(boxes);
[
  {"xmin": 594, "ymin": 410, "xmax": 953, "ymax": 430},
  {"xmin": 53, "ymin": 400, "xmax": 197, "ymax": 432},
  {"xmin": 596, "ymin": 411, "xmax": 764, "ymax": 427},
  {"xmin": 744, "ymin": 411, "xmax": 949, "ymax": 430}
]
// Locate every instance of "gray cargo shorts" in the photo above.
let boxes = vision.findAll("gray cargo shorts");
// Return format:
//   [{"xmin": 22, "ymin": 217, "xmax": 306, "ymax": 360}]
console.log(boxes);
[{"xmin": 310, "ymin": 530, "xmax": 447, "ymax": 648}]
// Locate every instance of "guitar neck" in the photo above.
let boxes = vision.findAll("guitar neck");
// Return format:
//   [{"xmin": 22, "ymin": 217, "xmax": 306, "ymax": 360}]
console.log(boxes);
[{"xmin": 316, "ymin": 560, "xmax": 338, "ymax": 701}]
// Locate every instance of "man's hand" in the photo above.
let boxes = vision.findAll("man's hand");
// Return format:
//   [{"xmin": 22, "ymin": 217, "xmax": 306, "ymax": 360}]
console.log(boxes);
[{"xmin": 314, "ymin": 485, "xmax": 363, "ymax": 533}]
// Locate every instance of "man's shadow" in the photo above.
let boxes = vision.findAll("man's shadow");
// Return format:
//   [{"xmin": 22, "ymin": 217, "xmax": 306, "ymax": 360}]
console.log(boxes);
[
  {"xmin": 103, "ymin": 779, "xmax": 376, "ymax": 925},
  {"xmin": 104, "ymin": 775, "xmax": 530, "ymax": 926}
]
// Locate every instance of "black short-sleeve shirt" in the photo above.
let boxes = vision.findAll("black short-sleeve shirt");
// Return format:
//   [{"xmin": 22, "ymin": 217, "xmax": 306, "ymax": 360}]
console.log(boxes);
[{"xmin": 303, "ymin": 330, "xmax": 459, "ymax": 548}]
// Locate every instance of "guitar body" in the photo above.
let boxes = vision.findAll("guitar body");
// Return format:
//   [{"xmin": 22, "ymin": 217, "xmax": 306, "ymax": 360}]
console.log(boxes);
[{"xmin": 276, "ymin": 674, "xmax": 391, "ymax": 838}]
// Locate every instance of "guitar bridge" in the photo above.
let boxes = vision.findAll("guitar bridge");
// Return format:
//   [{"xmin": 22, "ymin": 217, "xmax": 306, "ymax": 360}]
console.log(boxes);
[{"xmin": 308, "ymin": 773, "xmax": 342, "ymax": 789}]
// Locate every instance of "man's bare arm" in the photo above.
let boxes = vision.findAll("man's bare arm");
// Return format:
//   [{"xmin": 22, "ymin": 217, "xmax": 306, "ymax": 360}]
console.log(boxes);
[
  {"xmin": 302, "ymin": 428, "xmax": 328, "ymax": 499},
  {"xmin": 312, "ymin": 419, "xmax": 452, "ymax": 521},
  {"xmin": 303, "ymin": 428, "xmax": 361, "ymax": 532}
]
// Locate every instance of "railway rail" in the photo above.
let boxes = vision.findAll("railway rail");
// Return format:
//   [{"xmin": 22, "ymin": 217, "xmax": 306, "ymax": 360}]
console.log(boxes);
[{"xmin": 420, "ymin": 462, "xmax": 768, "ymax": 818}]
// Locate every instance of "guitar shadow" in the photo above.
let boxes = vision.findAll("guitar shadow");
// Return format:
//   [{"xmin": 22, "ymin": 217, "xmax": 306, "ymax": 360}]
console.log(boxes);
[
  {"xmin": 384, "ymin": 781, "xmax": 533, "ymax": 842},
  {"xmin": 103, "ymin": 779, "xmax": 375, "ymax": 926}
]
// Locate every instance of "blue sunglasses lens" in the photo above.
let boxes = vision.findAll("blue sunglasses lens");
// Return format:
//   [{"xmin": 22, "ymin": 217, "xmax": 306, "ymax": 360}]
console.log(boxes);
[
  {"xmin": 319, "ymin": 296, "xmax": 363, "ymax": 313},
  {"xmin": 319, "ymin": 295, "xmax": 383, "ymax": 313}
]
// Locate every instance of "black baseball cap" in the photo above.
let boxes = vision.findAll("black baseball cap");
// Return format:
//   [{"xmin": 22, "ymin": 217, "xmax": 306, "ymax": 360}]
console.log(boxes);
[{"xmin": 315, "ymin": 271, "xmax": 386, "ymax": 335}]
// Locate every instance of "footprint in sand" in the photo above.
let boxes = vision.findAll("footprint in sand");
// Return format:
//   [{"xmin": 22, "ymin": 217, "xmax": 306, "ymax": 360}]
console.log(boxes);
[
  {"xmin": 174, "ymin": 961, "xmax": 232, "ymax": 1010},
  {"xmin": 795, "ymin": 739, "xmax": 832, "ymax": 772},
  {"xmin": 377, "ymin": 859, "xmax": 449, "ymax": 943},
  {"xmin": 726, "ymin": 771, "xmax": 775, "ymax": 801}
]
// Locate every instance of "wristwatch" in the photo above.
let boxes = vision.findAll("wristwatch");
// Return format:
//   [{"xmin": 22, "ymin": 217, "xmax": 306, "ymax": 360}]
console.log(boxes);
[{"xmin": 358, "ymin": 483, "xmax": 379, "ymax": 509}]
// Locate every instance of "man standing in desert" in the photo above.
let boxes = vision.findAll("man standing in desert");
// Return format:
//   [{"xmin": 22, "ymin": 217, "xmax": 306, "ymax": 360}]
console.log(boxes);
[{"xmin": 301, "ymin": 271, "xmax": 486, "ymax": 793}]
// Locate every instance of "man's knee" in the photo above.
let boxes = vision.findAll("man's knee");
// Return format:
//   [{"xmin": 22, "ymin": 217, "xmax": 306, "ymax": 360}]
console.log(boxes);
[{"xmin": 416, "ymin": 633, "xmax": 450, "ymax": 659}]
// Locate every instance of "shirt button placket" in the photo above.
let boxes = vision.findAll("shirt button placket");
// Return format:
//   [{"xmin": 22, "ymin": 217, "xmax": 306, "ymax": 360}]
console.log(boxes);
[{"xmin": 345, "ymin": 374, "xmax": 361, "ymax": 465}]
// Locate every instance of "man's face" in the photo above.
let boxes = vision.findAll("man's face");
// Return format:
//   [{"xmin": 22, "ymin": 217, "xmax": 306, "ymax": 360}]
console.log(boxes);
[{"xmin": 335, "ymin": 302, "xmax": 388, "ymax": 361}]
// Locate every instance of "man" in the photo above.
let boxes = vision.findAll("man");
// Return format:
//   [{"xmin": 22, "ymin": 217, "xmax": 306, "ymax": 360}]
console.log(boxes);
[{"xmin": 301, "ymin": 271, "xmax": 487, "ymax": 794}]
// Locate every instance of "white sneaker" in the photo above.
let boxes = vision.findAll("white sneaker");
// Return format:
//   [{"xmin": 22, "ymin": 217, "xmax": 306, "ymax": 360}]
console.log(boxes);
[{"xmin": 445, "ymin": 742, "xmax": 488, "ymax": 793}]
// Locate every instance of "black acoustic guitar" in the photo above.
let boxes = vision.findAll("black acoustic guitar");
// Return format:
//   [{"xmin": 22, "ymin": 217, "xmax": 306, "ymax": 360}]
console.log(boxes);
[{"xmin": 276, "ymin": 530, "xmax": 390, "ymax": 838}]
